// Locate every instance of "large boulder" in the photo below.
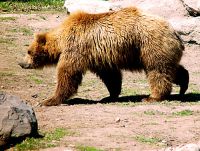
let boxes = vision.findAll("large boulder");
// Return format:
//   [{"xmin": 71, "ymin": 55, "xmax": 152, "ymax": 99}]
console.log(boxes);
[
  {"xmin": 63, "ymin": 0, "xmax": 121, "ymax": 14},
  {"xmin": 169, "ymin": 17, "xmax": 200, "ymax": 45},
  {"xmin": 115, "ymin": 0, "xmax": 188, "ymax": 18},
  {"xmin": 0, "ymin": 92, "xmax": 38, "ymax": 146}
]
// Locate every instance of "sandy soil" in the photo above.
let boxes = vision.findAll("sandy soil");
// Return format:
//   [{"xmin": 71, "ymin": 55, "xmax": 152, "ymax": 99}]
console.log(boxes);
[{"xmin": 0, "ymin": 12, "xmax": 200, "ymax": 151}]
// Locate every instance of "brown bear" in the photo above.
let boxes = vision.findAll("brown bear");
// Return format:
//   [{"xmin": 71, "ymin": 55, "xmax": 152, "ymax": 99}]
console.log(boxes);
[{"xmin": 19, "ymin": 7, "xmax": 189, "ymax": 106}]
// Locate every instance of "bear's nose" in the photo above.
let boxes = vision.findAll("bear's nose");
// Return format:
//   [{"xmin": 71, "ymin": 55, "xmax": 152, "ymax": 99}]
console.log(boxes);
[{"xmin": 18, "ymin": 62, "xmax": 33, "ymax": 69}]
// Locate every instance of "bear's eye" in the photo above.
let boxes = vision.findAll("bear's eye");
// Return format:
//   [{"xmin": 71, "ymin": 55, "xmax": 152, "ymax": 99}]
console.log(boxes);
[{"xmin": 28, "ymin": 50, "xmax": 31, "ymax": 55}]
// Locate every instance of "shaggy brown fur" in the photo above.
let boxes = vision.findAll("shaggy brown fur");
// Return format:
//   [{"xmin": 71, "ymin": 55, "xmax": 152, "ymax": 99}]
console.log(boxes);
[{"xmin": 19, "ymin": 7, "xmax": 189, "ymax": 106}]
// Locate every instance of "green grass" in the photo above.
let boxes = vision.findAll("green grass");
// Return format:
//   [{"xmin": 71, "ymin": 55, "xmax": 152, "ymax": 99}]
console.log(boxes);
[
  {"xmin": 9, "ymin": 27, "xmax": 33, "ymax": 36},
  {"xmin": 21, "ymin": 27, "xmax": 33, "ymax": 36},
  {"xmin": 172, "ymin": 109, "xmax": 194, "ymax": 116},
  {"xmin": 76, "ymin": 145, "xmax": 103, "ymax": 151},
  {"xmin": 0, "ymin": 16, "xmax": 17, "ymax": 21},
  {"xmin": 117, "ymin": 102, "xmax": 137, "ymax": 106},
  {"xmin": 10, "ymin": 27, "xmax": 33, "ymax": 36},
  {"xmin": 0, "ymin": 71, "xmax": 15, "ymax": 77},
  {"xmin": 134, "ymin": 135, "xmax": 161, "ymax": 145},
  {"xmin": 29, "ymin": 75, "xmax": 43, "ymax": 84},
  {"xmin": 144, "ymin": 110, "xmax": 164, "ymax": 116},
  {"xmin": 0, "ymin": 38, "xmax": 14, "ymax": 45},
  {"xmin": 15, "ymin": 128, "xmax": 75, "ymax": 150},
  {"xmin": 39, "ymin": 15, "xmax": 47, "ymax": 20},
  {"xmin": 0, "ymin": 0, "xmax": 64, "ymax": 12},
  {"xmin": 189, "ymin": 84, "xmax": 200, "ymax": 94},
  {"xmin": 121, "ymin": 88, "xmax": 137, "ymax": 96}
]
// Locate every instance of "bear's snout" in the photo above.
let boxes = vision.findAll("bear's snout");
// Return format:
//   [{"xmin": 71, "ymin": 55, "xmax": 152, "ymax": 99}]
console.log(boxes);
[{"xmin": 18, "ymin": 62, "xmax": 33, "ymax": 69}]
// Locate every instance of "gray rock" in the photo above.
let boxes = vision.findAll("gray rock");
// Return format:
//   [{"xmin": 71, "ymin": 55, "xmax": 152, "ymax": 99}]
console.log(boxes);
[
  {"xmin": 0, "ymin": 92, "xmax": 38, "ymax": 146},
  {"xmin": 169, "ymin": 17, "xmax": 200, "ymax": 46},
  {"xmin": 63, "ymin": 0, "xmax": 120, "ymax": 14},
  {"xmin": 117, "ymin": 0, "xmax": 188, "ymax": 18},
  {"xmin": 183, "ymin": 0, "xmax": 200, "ymax": 11}
]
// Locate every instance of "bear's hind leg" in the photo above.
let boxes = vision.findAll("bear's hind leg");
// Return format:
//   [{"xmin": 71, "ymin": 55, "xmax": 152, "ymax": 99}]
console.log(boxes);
[
  {"xmin": 94, "ymin": 68, "xmax": 122, "ymax": 99},
  {"xmin": 42, "ymin": 61, "xmax": 83, "ymax": 106},
  {"xmin": 173, "ymin": 65, "xmax": 189, "ymax": 95},
  {"xmin": 144, "ymin": 70, "xmax": 173, "ymax": 102}
]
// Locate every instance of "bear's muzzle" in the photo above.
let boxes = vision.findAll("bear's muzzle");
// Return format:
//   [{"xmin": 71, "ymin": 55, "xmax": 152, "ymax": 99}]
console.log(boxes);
[{"xmin": 18, "ymin": 62, "xmax": 33, "ymax": 69}]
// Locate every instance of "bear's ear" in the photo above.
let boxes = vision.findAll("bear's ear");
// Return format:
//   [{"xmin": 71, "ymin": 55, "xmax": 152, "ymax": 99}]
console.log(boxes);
[{"xmin": 34, "ymin": 33, "xmax": 47, "ymax": 45}]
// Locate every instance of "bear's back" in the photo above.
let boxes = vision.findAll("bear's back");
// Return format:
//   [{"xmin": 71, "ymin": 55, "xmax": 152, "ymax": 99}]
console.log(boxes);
[{"xmin": 58, "ymin": 7, "xmax": 184, "ymax": 70}]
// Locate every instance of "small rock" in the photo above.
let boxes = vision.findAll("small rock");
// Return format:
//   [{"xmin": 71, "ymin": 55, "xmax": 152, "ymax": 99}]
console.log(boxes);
[
  {"xmin": 124, "ymin": 118, "xmax": 129, "ymax": 122},
  {"xmin": 31, "ymin": 94, "xmax": 38, "ymax": 98},
  {"xmin": 1, "ymin": 86, "xmax": 5, "ymax": 89},
  {"xmin": 115, "ymin": 117, "xmax": 120, "ymax": 123},
  {"xmin": 68, "ymin": 144, "xmax": 75, "ymax": 147},
  {"xmin": 161, "ymin": 140, "xmax": 167, "ymax": 144},
  {"xmin": 41, "ymin": 84, "xmax": 47, "ymax": 87}
]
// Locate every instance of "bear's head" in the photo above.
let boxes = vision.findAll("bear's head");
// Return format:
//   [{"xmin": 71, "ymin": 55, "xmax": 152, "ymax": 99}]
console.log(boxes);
[{"xmin": 19, "ymin": 33, "xmax": 60, "ymax": 69}]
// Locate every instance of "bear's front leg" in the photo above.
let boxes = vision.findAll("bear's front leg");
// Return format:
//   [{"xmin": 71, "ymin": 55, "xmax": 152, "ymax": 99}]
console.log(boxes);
[
  {"xmin": 41, "ymin": 61, "xmax": 83, "ymax": 106},
  {"xmin": 42, "ymin": 96, "xmax": 62, "ymax": 106}
]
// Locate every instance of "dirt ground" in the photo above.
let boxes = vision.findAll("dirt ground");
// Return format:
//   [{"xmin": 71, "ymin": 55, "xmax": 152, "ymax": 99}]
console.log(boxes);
[{"xmin": 0, "ymin": 11, "xmax": 200, "ymax": 151}]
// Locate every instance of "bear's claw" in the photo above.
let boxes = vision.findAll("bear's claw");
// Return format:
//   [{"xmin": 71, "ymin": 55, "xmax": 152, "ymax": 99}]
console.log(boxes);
[
  {"xmin": 142, "ymin": 97, "xmax": 161, "ymax": 103},
  {"xmin": 41, "ymin": 97, "xmax": 62, "ymax": 106}
]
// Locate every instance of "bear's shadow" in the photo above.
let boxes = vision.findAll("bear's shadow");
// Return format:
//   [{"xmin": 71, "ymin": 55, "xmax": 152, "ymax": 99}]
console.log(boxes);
[{"xmin": 64, "ymin": 93, "xmax": 200, "ymax": 105}]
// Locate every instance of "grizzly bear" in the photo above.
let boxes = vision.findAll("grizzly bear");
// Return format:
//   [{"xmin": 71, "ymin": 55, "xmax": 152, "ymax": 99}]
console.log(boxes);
[{"xmin": 19, "ymin": 7, "xmax": 189, "ymax": 106}]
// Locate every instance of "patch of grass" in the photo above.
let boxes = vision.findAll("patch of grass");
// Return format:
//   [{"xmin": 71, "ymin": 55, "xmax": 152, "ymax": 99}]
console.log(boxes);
[
  {"xmin": 189, "ymin": 84, "xmax": 200, "ymax": 93},
  {"xmin": 76, "ymin": 145, "xmax": 103, "ymax": 151},
  {"xmin": 144, "ymin": 110, "xmax": 156, "ymax": 115},
  {"xmin": 138, "ymin": 79, "xmax": 147, "ymax": 84},
  {"xmin": 160, "ymin": 100, "xmax": 182, "ymax": 106},
  {"xmin": 172, "ymin": 109, "xmax": 193, "ymax": 116},
  {"xmin": 0, "ymin": 71, "xmax": 15, "ymax": 77},
  {"xmin": 15, "ymin": 128, "xmax": 75, "ymax": 150},
  {"xmin": 28, "ymin": 17, "xmax": 39, "ymax": 21},
  {"xmin": 121, "ymin": 88, "xmax": 137, "ymax": 96},
  {"xmin": 39, "ymin": 15, "xmax": 46, "ymax": 20},
  {"xmin": 134, "ymin": 135, "xmax": 161, "ymax": 145},
  {"xmin": 10, "ymin": 28, "xmax": 18, "ymax": 33},
  {"xmin": 110, "ymin": 101, "xmax": 145, "ymax": 107},
  {"xmin": 29, "ymin": 75, "xmax": 43, "ymax": 84},
  {"xmin": 45, "ymin": 128, "xmax": 70, "ymax": 141},
  {"xmin": 0, "ymin": 0, "xmax": 64, "ymax": 12},
  {"xmin": 9, "ymin": 27, "xmax": 33, "ymax": 35},
  {"xmin": 0, "ymin": 16, "xmax": 17, "ymax": 21},
  {"xmin": 0, "ymin": 38, "xmax": 14, "ymax": 45},
  {"xmin": 144, "ymin": 110, "xmax": 164, "ymax": 116},
  {"xmin": 21, "ymin": 27, "xmax": 33, "ymax": 36}
]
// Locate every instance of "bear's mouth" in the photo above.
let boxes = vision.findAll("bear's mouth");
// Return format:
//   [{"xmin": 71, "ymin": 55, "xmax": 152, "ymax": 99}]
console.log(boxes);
[
  {"xmin": 18, "ymin": 62, "xmax": 33, "ymax": 69},
  {"xmin": 18, "ymin": 62, "xmax": 45, "ymax": 69}
]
